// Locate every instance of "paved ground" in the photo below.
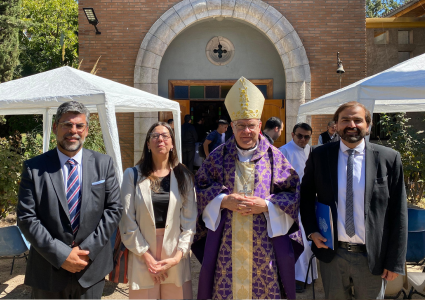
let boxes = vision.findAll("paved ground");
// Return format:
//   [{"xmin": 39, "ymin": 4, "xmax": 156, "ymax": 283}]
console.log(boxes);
[{"xmin": 1, "ymin": 213, "xmax": 422, "ymax": 299}]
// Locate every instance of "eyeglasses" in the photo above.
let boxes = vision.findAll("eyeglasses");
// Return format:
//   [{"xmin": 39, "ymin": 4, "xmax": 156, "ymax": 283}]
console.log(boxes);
[
  {"xmin": 59, "ymin": 122, "xmax": 88, "ymax": 132},
  {"xmin": 149, "ymin": 133, "xmax": 171, "ymax": 140},
  {"xmin": 235, "ymin": 123, "xmax": 258, "ymax": 131},
  {"xmin": 295, "ymin": 133, "xmax": 311, "ymax": 140}
]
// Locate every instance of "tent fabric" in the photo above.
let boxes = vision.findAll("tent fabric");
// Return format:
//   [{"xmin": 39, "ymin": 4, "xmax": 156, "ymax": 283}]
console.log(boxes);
[
  {"xmin": 297, "ymin": 53, "xmax": 425, "ymax": 123},
  {"xmin": 0, "ymin": 66, "xmax": 182, "ymax": 184}
]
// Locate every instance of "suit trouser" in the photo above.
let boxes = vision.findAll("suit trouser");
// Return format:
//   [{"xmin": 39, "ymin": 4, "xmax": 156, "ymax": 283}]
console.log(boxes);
[
  {"xmin": 31, "ymin": 276, "xmax": 105, "ymax": 299},
  {"xmin": 320, "ymin": 247, "xmax": 387, "ymax": 299},
  {"xmin": 182, "ymin": 144, "xmax": 195, "ymax": 172}
]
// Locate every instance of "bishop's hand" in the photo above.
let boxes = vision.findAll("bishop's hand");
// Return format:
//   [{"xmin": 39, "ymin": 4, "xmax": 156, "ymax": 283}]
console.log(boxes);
[
  {"xmin": 221, "ymin": 193, "xmax": 247, "ymax": 212},
  {"xmin": 239, "ymin": 196, "xmax": 268, "ymax": 215}
]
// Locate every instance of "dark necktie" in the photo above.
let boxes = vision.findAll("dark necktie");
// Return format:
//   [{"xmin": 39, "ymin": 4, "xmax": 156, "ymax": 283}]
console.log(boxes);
[
  {"xmin": 345, "ymin": 149, "xmax": 355, "ymax": 238},
  {"xmin": 67, "ymin": 158, "xmax": 81, "ymax": 236}
]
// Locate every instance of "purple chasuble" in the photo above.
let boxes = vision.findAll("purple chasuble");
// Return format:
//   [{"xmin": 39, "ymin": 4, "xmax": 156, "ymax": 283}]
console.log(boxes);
[{"xmin": 193, "ymin": 135, "xmax": 304, "ymax": 299}]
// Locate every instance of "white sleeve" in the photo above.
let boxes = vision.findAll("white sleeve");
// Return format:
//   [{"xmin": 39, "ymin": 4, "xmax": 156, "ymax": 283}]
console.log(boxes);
[
  {"xmin": 318, "ymin": 135, "xmax": 323, "ymax": 145},
  {"xmin": 263, "ymin": 200, "xmax": 294, "ymax": 238},
  {"xmin": 202, "ymin": 193, "xmax": 226, "ymax": 231}
]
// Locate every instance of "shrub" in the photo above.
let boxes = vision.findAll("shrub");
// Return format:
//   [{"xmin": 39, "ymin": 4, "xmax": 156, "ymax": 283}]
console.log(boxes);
[{"xmin": 380, "ymin": 113, "xmax": 425, "ymax": 204}]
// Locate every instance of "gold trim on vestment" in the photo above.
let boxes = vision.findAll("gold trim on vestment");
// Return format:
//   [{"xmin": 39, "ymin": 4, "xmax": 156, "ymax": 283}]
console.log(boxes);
[{"xmin": 232, "ymin": 161, "xmax": 255, "ymax": 299}]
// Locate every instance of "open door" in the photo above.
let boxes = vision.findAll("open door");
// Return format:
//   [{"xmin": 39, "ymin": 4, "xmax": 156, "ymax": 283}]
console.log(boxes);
[
  {"xmin": 159, "ymin": 100, "xmax": 191, "ymax": 125},
  {"xmin": 261, "ymin": 99, "xmax": 286, "ymax": 148}
]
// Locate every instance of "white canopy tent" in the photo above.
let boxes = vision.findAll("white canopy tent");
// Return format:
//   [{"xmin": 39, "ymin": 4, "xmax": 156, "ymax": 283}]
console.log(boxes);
[
  {"xmin": 0, "ymin": 66, "xmax": 182, "ymax": 184},
  {"xmin": 297, "ymin": 53, "xmax": 425, "ymax": 123}
]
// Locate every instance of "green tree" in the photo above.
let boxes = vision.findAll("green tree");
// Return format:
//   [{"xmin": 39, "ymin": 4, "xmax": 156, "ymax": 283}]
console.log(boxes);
[
  {"xmin": 20, "ymin": 0, "xmax": 78, "ymax": 76},
  {"xmin": 380, "ymin": 113, "xmax": 425, "ymax": 204},
  {"xmin": 366, "ymin": 0, "xmax": 408, "ymax": 17},
  {"xmin": 0, "ymin": 0, "xmax": 24, "ymax": 82}
]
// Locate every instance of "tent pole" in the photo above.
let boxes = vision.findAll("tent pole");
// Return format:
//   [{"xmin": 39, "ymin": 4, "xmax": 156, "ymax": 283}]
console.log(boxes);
[
  {"xmin": 97, "ymin": 103, "xmax": 123, "ymax": 185},
  {"xmin": 42, "ymin": 109, "xmax": 53, "ymax": 153}
]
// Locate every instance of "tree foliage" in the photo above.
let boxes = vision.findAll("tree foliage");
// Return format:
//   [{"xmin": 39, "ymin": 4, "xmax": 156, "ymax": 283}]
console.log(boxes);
[
  {"xmin": 20, "ymin": 0, "xmax": 78, "ymax": 76},
  {"xmin": 0, "ymin": 0, "xmax": 24, "ymax": 82},
  {"xmin": 366, "ymin": 0, "xmax": 408, "ymax": 17},
  {"xmin": 380, "ymin": 113, "xmax": 425, "ymax": 204}
]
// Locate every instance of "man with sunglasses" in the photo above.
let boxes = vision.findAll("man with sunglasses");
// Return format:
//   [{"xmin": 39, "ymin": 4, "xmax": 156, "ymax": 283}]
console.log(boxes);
[
  {"xmin": 279, "ymin": 123, "xmax": 317, "ymax": 292},
  {"xmin": 17, "ymin": 101, "xmax": 122, "ymax": 299},
  {"xmin": 193, "ymin": 77, "xmax": 303, "ymax": 299}
]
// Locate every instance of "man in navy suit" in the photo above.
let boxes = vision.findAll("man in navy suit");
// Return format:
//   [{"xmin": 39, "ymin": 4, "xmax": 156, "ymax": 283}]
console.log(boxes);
[
  {"xmin": 300, "ymin": 101, "xmax": 407, "ymax": 299},
  {"xmin": 17, "ymin": 101, "xmax": 122, "ymax": 299}
]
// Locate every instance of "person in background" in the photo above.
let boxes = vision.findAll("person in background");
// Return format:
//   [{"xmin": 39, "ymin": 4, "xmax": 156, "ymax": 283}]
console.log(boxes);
[
  {"xmin": 301, "ymin": 101, "xmax": 407, "ymax": 299},
  {"xmin": 120, "ymin": 121, "xmax": 197, "ymax": 299},
  {"xmin": 17, "ymin": 101, "xmax": 122, "ymax": 299},
  {"xmin": 279, "ymin": 123, "xmax": 317, "ymax": 293},
  {"xmin": 203, "ymin": 119, "xmax": 228, "ymax": 157},
  {"xmin": 262, "ymin": 117, "xmax": 283, "ymax": 145},
  {"xmin": 194, "ymin": 117, "xmax": 207, "ymax": 143},
  {"xmin": 167, "ymin": 119, "xmax": 174, "ymax": 130},
  {"xmin": 181, "ymin": 114, "xmax": 197, "ymax": 172},
  {"xmin": 318, "ymin": 120, "xmax": 340, "ymax": 145}
]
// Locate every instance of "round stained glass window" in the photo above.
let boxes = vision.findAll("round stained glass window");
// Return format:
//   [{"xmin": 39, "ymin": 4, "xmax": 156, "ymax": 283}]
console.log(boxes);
[{"xmin": 205, "ymin": 36, "xmax": 235, "ymax": 66}]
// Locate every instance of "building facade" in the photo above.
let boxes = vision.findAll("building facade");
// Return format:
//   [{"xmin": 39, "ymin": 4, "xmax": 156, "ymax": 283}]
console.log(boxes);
[{"xmin": 79, "ymin": 0, "xmax": 366, "ymax": 169}]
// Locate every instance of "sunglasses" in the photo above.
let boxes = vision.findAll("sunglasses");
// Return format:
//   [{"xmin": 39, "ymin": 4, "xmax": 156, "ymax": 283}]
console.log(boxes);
[{"xmin": 295, "ymin": 133, "xmax": 311, "ymax": 140}]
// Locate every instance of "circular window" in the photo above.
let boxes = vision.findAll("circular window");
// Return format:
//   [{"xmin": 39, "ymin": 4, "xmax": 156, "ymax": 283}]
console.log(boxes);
[{"xmin": 205, "ymin": 36, "xmax": 235, "ymax": 66}]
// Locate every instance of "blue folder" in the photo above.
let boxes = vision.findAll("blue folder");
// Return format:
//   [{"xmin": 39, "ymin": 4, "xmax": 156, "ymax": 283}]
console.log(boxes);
[{"xmin": 315, "ymin": 201, "xmax": 334, "ymax": 250}]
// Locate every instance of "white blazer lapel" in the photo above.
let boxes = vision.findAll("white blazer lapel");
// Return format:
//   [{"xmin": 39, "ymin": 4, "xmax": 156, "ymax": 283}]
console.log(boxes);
[
  {"xmin": 166, "ymin": 170, "xmax": 178, "ymax": 227},
  {"xmin": 139, "ymin": 177, "xmax": 155, "ymax": 225}
]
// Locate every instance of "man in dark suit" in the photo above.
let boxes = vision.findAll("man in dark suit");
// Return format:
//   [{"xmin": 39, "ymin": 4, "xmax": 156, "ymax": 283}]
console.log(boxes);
[
  {"xmin": 17, "ymin": 101, "xmax": 122, "ymax": 299},
  {"xmin": 300, "ymin": 101, "xmax": 407, "ymax": 299}
]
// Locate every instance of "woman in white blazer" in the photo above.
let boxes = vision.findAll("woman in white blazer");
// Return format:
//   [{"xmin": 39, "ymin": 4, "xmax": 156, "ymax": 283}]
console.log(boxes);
[{"xmin": 120, "ymin": 121, "xmax": 197, "ymax": 299}]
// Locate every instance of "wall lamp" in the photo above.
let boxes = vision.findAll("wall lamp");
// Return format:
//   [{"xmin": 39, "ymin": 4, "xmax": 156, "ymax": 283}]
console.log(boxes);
[{"xmin": 83, "ymin": 8, "xmax": 101, "ymax": 35}]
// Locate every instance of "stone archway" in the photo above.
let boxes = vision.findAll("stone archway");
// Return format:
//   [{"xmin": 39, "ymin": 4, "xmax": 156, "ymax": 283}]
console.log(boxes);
[{"xmin": 133, "ymin": 0, "xmax": 311, "ymax": 148}]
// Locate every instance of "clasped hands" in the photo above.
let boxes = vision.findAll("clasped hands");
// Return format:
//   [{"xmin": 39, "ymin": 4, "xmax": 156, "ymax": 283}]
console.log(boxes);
[
  {"xmin": 61, "ymin": 246, "xmax": 90, "ymax": 273},
  {"xmin": 143, "ymin": 250, "xmax": 182, "ymax": 284},
  {"xmin": 310, "ymin": 232, "xmax": 399, "ymax": 281},
  {"xmin": 221, "ymin": 193, "xmax": 268, "ymax": 215}
]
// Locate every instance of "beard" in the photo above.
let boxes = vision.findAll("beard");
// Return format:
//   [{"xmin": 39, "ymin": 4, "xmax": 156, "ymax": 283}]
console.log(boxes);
[
  {"xmin": 339, "ymin": 127, "xmax": 369, "ymax": 143},
  {"xmin": 58, "ymin": 134, "xmax": 85, "ymax": 152}
]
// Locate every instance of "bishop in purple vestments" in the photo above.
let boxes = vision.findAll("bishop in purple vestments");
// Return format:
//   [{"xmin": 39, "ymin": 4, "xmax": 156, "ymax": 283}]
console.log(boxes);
[{"xmin": 192, "ymin": 77, "xmax": 304, "ymax": 299}]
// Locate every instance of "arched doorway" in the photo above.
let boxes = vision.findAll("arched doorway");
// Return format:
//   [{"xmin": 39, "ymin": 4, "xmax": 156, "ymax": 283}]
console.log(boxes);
[{"xmin": 134, "ymin": 0, "xmax": 311, "ymax": 156}]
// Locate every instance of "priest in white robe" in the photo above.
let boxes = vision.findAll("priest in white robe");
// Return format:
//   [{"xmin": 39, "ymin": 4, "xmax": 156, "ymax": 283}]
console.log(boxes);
[{"xmin": 279, "ymin": 122, "xmax": 318, "ymax": 290}]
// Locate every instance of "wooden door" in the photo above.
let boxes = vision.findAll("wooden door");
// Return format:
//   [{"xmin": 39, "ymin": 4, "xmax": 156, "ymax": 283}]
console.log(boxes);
[
  {"xmin": 261, "ymin": 99, "xmax": 286, "ymax": 148},
  {"xmin": 158, "ymin": 100, "xmax": 191, "ymax": 125}
]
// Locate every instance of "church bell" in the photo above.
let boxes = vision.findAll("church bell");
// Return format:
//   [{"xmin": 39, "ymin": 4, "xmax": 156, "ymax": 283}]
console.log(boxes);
[{"xmin": 336, "ymin": 52, "xmax": 345, "ymax": 74}]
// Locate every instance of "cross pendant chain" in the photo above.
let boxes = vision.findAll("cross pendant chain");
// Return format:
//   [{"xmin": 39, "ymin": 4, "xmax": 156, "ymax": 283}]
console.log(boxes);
[{"xmin": 239, "ymin": 184, "xmax": 253, "ymax": 196}]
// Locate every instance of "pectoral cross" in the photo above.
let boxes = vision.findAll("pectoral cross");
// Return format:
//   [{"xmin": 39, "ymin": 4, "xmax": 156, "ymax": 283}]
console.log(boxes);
[{"xmin": 239, "ymin": 184, "xmax": 253, "ymax": 196}]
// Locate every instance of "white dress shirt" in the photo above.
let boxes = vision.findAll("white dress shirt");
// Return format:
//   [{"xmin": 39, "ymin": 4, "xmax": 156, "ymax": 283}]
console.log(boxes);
[
  {"xmin": 279, "ymin": 140, "xmax": 310, "ymax": 182},
  {"xmin": 202, "ymin": 143, "xmax": 294, "ymax": 238},
  {"xmin": 337, "ymin": 139, "xmax": 366, "ymax": 244},
  {"xmin": 57, "ymin": 148, "xmax": 83, "ymax": 192}
]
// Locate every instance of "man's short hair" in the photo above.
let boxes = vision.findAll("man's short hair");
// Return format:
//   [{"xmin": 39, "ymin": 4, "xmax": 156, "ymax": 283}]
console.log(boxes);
[
  {"xmin": 264, "ymin": 117, "xmax": 282, "ymax": 130},
  {"xmin": 218, "ymin": 119, "xmax": 229, "ymax": 125},
  {"xmin": 327, "ymin": 120, "xmax": 336, "ymax": 127},
  {"xmin": 55, "ymin": 101, "xmax": 90, "ymax": 125},
  {"xmin": 167, "ymin": 119, "xmax": 173, "ymax": 124},
  {"xmin": 333, "ymin": 101, "xmax": 372, "ymax": 126},
  {"xmin": 184, "ymin": 114, "xmax": 191, "ymax": 123},
  {"xmin": 293, "ymin": 122, "xmax": 312, "ymax": 134}
]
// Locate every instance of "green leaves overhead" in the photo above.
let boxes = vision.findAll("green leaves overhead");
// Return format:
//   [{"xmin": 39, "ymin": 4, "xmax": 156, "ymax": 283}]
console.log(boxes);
[{"xmin": 20, "ymin": 0, "xmax": 78, "ymax": 76}]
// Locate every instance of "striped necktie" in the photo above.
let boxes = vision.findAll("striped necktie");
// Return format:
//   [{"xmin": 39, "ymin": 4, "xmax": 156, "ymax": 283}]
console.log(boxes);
[
  {"xmin": 345, "ymin": 149, "xmax": 355, "ymax": 238},
  {"xmin": 67, "ymin": 158, "xmax": 81, "ymax": 235}
]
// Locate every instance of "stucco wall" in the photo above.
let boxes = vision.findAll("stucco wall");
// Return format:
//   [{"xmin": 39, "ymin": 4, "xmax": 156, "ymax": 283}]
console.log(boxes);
[{"xmin": 158, "ymin": 19, "xmax": 286, "ymax": 99}]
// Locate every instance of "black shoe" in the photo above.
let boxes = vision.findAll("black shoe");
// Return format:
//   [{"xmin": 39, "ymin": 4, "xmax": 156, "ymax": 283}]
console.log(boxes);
[{"xmin": 296, "ymin": 283, "xmax": 305, "ymax": 293}]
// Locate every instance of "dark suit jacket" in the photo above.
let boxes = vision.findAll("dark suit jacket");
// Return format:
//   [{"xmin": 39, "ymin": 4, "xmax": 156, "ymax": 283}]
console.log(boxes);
[
  {"xmin": 17, "ymin": 148, "xmax": 122, "ymax": 291},
  {"xmin": 300, "ymin": 140, "xmax": 407, "ymax": 275}
]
